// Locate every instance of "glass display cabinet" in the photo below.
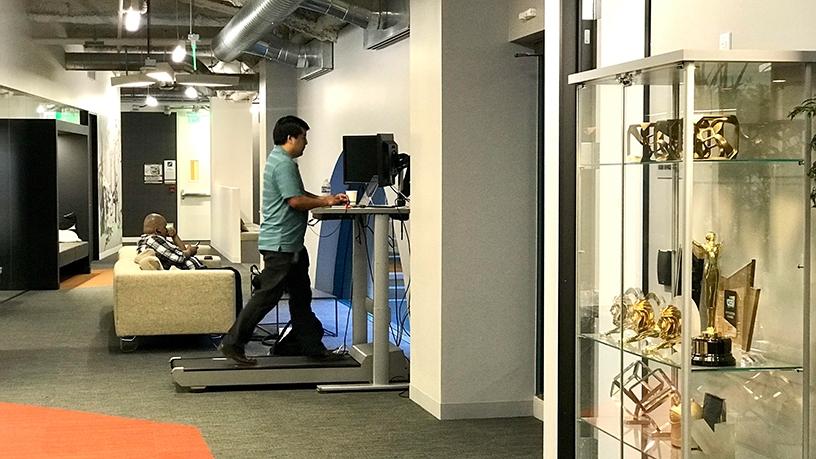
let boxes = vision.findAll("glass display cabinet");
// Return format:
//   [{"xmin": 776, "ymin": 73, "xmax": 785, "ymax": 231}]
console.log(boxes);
[{"xmin": 570, "ymin": 50, "xmax": 816, "ymax": 458}]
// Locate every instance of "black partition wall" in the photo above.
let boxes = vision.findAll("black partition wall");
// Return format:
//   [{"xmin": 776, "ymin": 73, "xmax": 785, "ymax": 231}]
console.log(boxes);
[
  {"xmin": 58, "ymin": 130, "xmax": 92, "ymax": 246},
  {"xmin": 121, "ymin": 112, "xmax": 177, "ymax": 237},
  {"xmin": 0, "ymin": 119, "xmax": 93, "ymax": 290}
]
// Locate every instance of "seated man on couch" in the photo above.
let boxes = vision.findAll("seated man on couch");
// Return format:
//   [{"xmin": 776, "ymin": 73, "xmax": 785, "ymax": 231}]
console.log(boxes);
[
  {"xmin": 137, "ymin": 213, "xmax": 243, "ymax": 315},
  {"xmin": 137, "ymin": 213, "xmax": 203, "ymax": 270}
]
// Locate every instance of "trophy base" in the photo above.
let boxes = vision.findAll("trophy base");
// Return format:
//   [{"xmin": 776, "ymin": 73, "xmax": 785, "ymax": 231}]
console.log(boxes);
[{"xmin": 691, "ymin": 335, "xmax": 736, "ymax": 367}]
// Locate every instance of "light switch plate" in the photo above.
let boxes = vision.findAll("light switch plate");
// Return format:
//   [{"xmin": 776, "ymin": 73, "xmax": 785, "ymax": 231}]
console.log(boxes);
[{"xmin": 719, "ymin": 32, "xmax": 732, "ymax": 50}]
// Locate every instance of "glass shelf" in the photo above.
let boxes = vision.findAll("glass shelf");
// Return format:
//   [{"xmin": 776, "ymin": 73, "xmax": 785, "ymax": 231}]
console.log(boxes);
[
  {"xmin": 580, "ymin": 333, "xmax": 803, "ymax": 373},
  {"xmin": 579, "ymin": 157, "xmax": 804, "ymax": 168},
  {"xmin": 579, "ymin": 416, "xmax": 678, "ymax": 458}
]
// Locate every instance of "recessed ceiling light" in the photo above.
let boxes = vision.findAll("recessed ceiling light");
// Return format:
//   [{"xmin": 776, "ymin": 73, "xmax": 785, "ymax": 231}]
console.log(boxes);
[
  {"xmin": 184, "ymin": 87, "xmax": 199, "ymax": 99},
  {"xmin": 145, "ymin": 95, "xmax": 159, "ymax": 107}
]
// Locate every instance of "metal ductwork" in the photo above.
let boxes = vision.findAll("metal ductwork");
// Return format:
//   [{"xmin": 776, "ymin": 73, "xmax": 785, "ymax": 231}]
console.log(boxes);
[
  {"xmin": 247, "ymin": 38, "xmax": 304, "ymax": 68},
  {"xmin": 64, "ymin": 53, "xmax": 211, "ymax": 75},
  {"xmin": 210, "ymin": 0, "xmax": 406, "ymax": 79},
  {"xmin": 248, "ymin": 38, "xmax": 333, "ymax": 80},
  {"xmin": 300, "ymin": 0, "xmax": 376, "ymax": 29},
  {"xmin": 212, "ymin": 0, "xmax": 305, "ymax": 63}
]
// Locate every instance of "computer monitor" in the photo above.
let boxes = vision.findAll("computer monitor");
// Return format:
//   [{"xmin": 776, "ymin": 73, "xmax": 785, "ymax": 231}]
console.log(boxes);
[{"xmin": 342, "ymin": 134, "xmax": 398, "ymax": 186}]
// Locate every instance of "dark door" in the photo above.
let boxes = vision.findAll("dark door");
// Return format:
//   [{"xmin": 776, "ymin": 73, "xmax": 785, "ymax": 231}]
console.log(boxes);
[{"xmin": 121, "ymin": 112, "xmax": 177, "ymax": 237}]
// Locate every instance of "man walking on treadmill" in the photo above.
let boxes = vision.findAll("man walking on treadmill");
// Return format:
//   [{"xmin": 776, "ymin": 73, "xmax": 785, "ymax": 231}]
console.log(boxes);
[{"xmin": 219, "ymin": 115, "xmax": 348, "ymax": 365}]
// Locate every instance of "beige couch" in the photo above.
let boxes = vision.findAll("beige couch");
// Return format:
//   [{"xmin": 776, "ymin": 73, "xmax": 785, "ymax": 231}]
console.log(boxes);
[{"xmin": 113, "ymin": 246, "xmax": 236, "ymax": 348}]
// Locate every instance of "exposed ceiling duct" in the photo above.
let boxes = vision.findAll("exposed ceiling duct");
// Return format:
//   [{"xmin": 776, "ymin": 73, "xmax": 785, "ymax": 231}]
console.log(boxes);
[
  {"xmin": 212, "ymin": 0, "xmax": 305, "ymax": 64},
  {"xmin": 247, "ymin": 37, "xmax": 302, "ymax": 68},
  {"xmin": 210, "ymin": 0, "xmax": 408, "ymax": 79},
  {"xmin": 247, "ymin": 37, "xmax": 333, "ymax": 80},
  {"xmin": 299, "ymin": 0, "xmax": 375, "ymax": 29}
]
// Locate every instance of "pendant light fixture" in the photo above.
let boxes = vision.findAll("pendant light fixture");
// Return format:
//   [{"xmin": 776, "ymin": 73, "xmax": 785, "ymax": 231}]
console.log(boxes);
[
  {"xmin": 171, "ymin": 0, "xmax": 187, "ymax": 63},
  {"xmin": 145, "ymin": 94, "xmax": 159, "ymax": 107},
  {"xmin": 123, "ymin": 0, "xmax": 145, "ymax": 32}
]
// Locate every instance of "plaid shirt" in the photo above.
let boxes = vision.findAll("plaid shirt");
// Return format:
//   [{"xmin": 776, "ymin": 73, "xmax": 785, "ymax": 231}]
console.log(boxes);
[{"xmin": 136, "ymin": 234, "xmax": 204, "ymax": 270}]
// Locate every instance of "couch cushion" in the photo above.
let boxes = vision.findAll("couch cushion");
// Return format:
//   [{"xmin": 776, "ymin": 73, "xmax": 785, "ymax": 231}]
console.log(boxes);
[{"xmin": 134, "ymin": 249, "xmax": 163, "ymax": 271}]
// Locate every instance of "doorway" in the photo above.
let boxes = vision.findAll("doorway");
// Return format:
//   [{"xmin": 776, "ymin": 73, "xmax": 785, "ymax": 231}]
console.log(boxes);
[{"xmin": 121, "ymin": 112, "xmax": 178, "ymax": 237}]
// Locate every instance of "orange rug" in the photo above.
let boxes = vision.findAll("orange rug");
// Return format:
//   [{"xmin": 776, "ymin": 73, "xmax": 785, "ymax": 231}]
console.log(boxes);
[
  {"xmin": 0, "ymin": 402, "xmax": 212, "ymax": 458},
  {"xmin": 60, "ymin": 269, "xmax": 114, "ymax": 290}
]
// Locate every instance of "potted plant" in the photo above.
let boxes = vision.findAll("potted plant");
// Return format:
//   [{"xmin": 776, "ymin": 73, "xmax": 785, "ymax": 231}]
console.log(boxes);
[{"xmin": 788, "ymin": 98, "xmax": 816, "ymax": 207}]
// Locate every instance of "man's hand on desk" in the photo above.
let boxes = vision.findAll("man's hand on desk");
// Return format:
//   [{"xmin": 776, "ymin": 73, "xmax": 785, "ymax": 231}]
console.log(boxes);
[{"xmin": 323, "ymin": 193, "xmax": 349, "ymax": 206}]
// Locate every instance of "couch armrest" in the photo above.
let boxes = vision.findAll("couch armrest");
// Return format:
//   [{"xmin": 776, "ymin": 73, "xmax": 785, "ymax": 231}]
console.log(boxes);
[{"xmin": 113, "ymin": 269, "xmax": 236, "ymax": 337}]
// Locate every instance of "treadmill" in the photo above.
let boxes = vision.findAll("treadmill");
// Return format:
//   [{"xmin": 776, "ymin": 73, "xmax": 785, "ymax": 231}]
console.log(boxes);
[
  {"xmin": 170, "ymin": 206, "xmax": 411, "ymax": 392},
  {"xmin": 170, "ymin": 343, "xmax": 408, "ymax": 391}
]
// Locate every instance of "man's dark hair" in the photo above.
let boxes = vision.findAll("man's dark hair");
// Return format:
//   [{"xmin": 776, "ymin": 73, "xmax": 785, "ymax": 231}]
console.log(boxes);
[{"xmin": 273, "ymin": 115, "xmax": 310, "ymax": 145}]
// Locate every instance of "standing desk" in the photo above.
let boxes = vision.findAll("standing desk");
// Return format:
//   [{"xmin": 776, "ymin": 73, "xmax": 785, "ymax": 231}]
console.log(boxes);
[{"xmin": 312, "ymin": 206, "xmax": 410, "ymax": 392}]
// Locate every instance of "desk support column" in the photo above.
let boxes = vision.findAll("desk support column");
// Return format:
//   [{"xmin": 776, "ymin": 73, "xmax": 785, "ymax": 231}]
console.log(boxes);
[
  {"xmin": 352, "ymin": 216, "xmax": 367, "ymax": 345},
  {"xmin": 373, "ymin": 213, "xmax": 390, "ymax": 385}
]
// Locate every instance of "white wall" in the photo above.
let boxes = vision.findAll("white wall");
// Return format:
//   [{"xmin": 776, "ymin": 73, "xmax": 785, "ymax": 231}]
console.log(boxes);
[
  {"xmin": 0, "ymin": 0, "xmax": 122, "ymax": 255},
  {"xmin": 652, "ymin": 0, "xmax": 816, "ymax": 53},
  {"xmin": 410, "ymin": 0, "xmax": 538, "ymax": 419},
  {"xmin": 408, "ymin": 0, "xmax": 443, "ymax": 410},
  {"xmin": 597, "ymin": 0, "xmax": 644, "ymax": 66},
  {"xmin": 297, "ymin": 25, "xmax": 410, "ymax": 278},
  {"xmin": 542, "ymin": 0, "xmax": 560, "ymax": 452},
  {"xmin": 210, "ymin": 98, "xmax": 253, "ymax": 225}
]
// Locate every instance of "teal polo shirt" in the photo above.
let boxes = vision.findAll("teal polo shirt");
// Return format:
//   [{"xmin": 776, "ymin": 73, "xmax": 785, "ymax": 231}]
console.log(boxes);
[{"xmin": 258, "ymin": 146, "xmax": 307, "ymax": 253}]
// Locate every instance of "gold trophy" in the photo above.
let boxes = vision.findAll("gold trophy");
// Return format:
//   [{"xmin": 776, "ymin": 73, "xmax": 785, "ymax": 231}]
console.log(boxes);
[
  {"xmin": 603, "ymin": 288, "xmax": 641, "ymax": 337},
  {"xmin": 625, "ymin": 293, "xmax": 662, "ymax": 343},
  {"xmin": 694, "ymin": 115, "xmax": 739, "ymax": 160},
  {"xmin": 691, "ymin": 232, "xmax": 736, "ymax": 366},
  {"xmin": 645, "ymin": 303, "xmax": 682, "ymax": 353}
]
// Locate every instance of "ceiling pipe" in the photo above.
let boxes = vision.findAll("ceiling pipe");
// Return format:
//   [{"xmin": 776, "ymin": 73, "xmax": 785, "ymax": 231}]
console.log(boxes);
[
  {"xmin": 117, "ymin": 73, "xmax": 259, "ymax": 93},
  {"xmin": 78, "ymin": 46, "xmax": 215, "ymax": 58},
  {"xmin": 212, "ymin": 0, "xmax": 304, "ymax": 63},
  {"xmin": 210, "ymin": 0, "xmax": 383, "ymax": 69},
  {"xmin": 64, "ymin": 52, "xmax": 212, "ymax": 74},
  {"xmin": 299, "ymin": 0, "xmax": 376, "ymax": 29},
  {"xmin": 246, "ymin": 37, "xmax": 304, "ymax": 67}
]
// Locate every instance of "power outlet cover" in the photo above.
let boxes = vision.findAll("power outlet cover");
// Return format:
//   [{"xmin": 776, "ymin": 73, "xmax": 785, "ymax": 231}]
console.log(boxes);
[{"xmin": 719, "ymin": 32, "xmax": 732, "ymax": 50}]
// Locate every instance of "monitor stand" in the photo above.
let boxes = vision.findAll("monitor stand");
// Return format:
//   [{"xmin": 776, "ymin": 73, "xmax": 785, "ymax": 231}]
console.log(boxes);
[{"xmin": 357, "ymin": 176, "xmax": 379, "ymax": 207}]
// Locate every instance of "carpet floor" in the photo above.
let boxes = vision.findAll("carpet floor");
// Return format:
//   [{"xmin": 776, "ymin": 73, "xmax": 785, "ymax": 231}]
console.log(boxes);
[{"xmin": 0, "ymin": 261, "xmax": 542, "ymax": 458}]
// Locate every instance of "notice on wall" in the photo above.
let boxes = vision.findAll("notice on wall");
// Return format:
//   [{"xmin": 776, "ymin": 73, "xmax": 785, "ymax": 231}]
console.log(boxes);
[
  {"xmin": 164, "ymin": 160, "xmax": 176, "ymax": 184},
  {"xmin": 144, "ymin": 164, "xmax": 163, "ymax": 184}
]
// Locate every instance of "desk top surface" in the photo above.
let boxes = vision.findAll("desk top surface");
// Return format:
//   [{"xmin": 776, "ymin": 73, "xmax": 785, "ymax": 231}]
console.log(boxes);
[{"xmin": 311, "ymin": 206, "xmax": 410, "ymax": 218}]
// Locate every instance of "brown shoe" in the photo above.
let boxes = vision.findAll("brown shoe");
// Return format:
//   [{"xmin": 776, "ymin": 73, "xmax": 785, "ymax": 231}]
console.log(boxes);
[{"xmin": 218, "ymin": 342, "xmax": 257, "ymax": 365}]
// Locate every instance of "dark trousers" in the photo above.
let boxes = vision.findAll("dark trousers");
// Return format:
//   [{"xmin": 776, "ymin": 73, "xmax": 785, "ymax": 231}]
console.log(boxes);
[{"xmin": 222, "ymin": 248, "xmax": 323, "ymax": 350}]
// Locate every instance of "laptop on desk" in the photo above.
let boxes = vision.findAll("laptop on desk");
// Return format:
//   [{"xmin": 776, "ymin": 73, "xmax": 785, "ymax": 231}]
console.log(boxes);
[{"xmin": 355, "ymin": 176, "xmax": 380, "ymax": 207}]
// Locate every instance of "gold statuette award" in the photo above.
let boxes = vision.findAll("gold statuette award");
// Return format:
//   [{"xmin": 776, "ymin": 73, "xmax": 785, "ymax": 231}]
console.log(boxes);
[{"xmin": 691, "ymin": 232, "xmax": 736, "ymax": 366}]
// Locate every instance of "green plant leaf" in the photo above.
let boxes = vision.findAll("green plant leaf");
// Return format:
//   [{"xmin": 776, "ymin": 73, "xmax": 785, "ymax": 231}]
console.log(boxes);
[{"xmin": 789, "ymin": 97, "xmax": 816, "ymax": 119}]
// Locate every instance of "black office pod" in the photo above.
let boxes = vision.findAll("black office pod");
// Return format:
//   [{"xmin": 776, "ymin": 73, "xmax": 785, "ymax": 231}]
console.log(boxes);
[{"xmin": 0, "ymin": 119, "xmax": 93, "ymax": 290}]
